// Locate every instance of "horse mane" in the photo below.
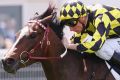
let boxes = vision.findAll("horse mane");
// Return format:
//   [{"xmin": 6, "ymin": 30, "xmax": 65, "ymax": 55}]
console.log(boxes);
[{"xmin": 32, "ymin": 4, "xmax": 64, "ymax": 39}]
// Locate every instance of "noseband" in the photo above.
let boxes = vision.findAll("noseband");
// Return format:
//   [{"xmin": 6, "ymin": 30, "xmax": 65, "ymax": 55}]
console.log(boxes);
[{"xmin": 20, "ymin": 19, "xmax": 67, "ymax": 64}]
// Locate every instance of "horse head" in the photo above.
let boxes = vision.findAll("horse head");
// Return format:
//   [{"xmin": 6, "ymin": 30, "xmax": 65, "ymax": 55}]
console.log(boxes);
[{"xmin": 2, "ymin": 5, "xmax": 66, "ymax": 74}]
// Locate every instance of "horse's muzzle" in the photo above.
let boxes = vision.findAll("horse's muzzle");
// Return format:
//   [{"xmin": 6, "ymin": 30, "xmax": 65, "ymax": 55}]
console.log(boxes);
[{"xmin": 1, "ymin": 58, "xmax": 18, "ymax": 74}]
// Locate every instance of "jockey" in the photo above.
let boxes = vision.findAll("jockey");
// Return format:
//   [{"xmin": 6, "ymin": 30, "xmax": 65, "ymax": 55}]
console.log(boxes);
[{"xmin": 59, "ymin": 0, "xmax": 120, "ymax": 68}]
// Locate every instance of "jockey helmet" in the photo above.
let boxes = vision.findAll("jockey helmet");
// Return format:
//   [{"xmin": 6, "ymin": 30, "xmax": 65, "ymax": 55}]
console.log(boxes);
[{"xmin": 60, "ymin": 0, "xmax": 87, "ymax": 21}]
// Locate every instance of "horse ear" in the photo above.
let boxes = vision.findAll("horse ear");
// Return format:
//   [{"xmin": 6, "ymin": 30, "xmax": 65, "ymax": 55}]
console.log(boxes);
[
  {"xmin": 34, "ymin": 12, "xmax": 39, "ymax": 18},
  {"xmin": 41, "ymin": 15, "xmax": 53, "ymax": 24},
  {"xmin": 35, "ymin": 12, "xmax": 39, "ymax": 15},
  {"xmin": 40, "ymin": 11, "xmax": 57, "ymax": 23}
]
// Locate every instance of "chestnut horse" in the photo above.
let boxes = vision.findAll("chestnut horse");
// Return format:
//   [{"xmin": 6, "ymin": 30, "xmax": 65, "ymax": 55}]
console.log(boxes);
[{"xmin": 2, "ymin": 5, "xmax": 116, "ymax": 80}]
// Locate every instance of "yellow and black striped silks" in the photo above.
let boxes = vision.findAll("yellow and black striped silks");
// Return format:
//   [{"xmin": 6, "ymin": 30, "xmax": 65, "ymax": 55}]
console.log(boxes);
[
  {"xmin": 60, "ymin": 0, "xmax": 87, "ymax": 21},
  {"xmin": 71, "ymin": 5, "xmax": 120, "ymax": 53}
]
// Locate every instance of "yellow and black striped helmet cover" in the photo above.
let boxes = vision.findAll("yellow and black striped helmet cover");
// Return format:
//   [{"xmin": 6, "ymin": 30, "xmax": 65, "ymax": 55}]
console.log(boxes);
[{"xmin": 60, "ymin": 0, "xmax": 87, "ymax": 21}]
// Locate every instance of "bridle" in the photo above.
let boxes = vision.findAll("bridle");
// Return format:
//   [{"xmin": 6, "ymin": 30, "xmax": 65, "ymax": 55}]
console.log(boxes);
[{"xmin": 20, "ymin": 18, "xmax": 67, "ymax": 64}]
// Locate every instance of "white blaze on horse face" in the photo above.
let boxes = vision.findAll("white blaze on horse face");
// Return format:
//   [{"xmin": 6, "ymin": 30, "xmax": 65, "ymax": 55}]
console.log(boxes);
[
  {"xmin": 7, "ymin": 27, "xmax": 30, "ymax": 55},
  {"xmin": 20, "ymin": 26, "xmax": 30, "ymax": 37}
]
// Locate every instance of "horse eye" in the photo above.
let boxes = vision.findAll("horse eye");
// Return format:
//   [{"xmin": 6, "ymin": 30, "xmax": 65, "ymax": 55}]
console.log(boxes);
[{"xmin": 29, "ymin": 32, "xmax": 37, "ymax": 38}]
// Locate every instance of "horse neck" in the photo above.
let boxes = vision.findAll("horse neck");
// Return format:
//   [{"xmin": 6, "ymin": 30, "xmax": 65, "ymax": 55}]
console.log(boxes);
[
  {"xmin": 39, "ymin": 27, "xmax": 85, "ymax": 80},
  {"xmin": 40, "ymin": 26, "xmax": 66, "ymax": 80},
  {"xmin": 40, "ymin": 27, "xmax": 84, "ymax": 80},
  {"xmin": 46, "ymin": 26, "xmax": 65, "ymax": 57}
]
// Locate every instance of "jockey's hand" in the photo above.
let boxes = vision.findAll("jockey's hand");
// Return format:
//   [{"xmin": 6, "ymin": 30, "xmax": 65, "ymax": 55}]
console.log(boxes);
[
  {"xmin": 62, "ymin": 36, "xmax": 78, "ymax": 50},
  {"xmin": 68, "ymin": 44, "xmax": 78, "ymax": 50},
  {"xmin": 62, "ymin": 36, "xmax": 69, "ymax": 48}
]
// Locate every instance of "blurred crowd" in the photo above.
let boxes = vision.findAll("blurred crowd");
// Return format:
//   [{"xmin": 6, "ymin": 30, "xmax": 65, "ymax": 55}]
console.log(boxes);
[{"xmin": 0, "ymin": 17, "xmax": 16, "ymax": 49}]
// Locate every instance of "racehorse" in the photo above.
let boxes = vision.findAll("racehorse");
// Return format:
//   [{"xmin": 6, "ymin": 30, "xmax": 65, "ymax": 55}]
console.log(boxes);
[{"xmin": 2, "ymin": 4, "xmax": 116, "ymax": 80}]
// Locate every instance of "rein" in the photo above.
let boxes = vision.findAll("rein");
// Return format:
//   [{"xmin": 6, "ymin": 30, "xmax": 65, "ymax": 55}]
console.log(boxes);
[{"xmin": 20, "ymin": 19, "xmax": 67, "ymax": 64}]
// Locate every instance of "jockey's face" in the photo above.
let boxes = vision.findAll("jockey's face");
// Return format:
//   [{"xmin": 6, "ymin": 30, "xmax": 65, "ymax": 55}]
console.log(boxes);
[{"xmin": 69, "ymin": 16, "xmax": 88, "ymax": 33}]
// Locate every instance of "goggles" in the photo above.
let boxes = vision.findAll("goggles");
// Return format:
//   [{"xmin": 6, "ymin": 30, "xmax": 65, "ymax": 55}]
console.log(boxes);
[{"xmin": 61, "ymin": 18, "xmax": 79, "ymax": 27}]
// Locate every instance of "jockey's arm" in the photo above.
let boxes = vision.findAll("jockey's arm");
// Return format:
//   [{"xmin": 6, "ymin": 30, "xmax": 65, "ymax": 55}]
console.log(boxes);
[{"xmin": 64, "ymin": 15, "xmax": 110, "ymax": 53}]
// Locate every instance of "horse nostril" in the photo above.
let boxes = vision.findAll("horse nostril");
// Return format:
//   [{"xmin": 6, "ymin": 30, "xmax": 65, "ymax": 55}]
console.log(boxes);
[{"xmin": 4, "ymin": 58, "xmax": 16, "ymax": 65}]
